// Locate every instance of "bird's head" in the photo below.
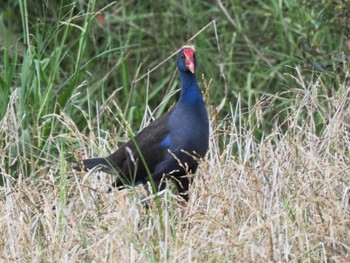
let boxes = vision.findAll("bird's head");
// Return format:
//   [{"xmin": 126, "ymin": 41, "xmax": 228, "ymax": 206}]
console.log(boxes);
[{"xmin": 177, "ymin": 45, "xmax": 197, "ymax": 74}]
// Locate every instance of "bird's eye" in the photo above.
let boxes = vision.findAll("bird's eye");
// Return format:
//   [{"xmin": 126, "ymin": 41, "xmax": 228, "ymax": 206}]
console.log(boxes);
[{"xmin": 181, "ymin": 54, "xmax": 185, "ymax": 59}]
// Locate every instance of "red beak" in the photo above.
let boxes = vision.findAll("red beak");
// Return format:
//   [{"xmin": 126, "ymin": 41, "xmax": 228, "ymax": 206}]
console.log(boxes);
[{"xmin": 183, "ymin": 48, "xmax": 195, "ymax": 74}]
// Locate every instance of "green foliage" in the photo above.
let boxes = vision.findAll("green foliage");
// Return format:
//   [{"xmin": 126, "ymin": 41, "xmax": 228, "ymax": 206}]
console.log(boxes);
[{"xmin": 0, "ymin": 0, "xmax": 349, "ymax": 178}]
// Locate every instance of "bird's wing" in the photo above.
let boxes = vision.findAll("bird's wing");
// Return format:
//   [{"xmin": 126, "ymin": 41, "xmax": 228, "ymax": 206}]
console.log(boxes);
[{"xmin": 106, "ymin": 110, "xmax": 172, "ymax": 185}]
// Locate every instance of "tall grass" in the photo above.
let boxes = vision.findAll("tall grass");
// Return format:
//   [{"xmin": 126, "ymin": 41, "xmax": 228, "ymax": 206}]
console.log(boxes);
[
  {"xmin": 0, "ymin": 0, "xmax": 349, "ymax": 261},
  {"xmin": 1, "ymin": 69, "xmax": 349, "ymax": 261}
]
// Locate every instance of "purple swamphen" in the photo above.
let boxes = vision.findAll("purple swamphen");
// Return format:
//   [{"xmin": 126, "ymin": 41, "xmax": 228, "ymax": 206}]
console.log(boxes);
[{"xmin": 76, "ymin": 46, "xmax": 209, "ymax": 199}]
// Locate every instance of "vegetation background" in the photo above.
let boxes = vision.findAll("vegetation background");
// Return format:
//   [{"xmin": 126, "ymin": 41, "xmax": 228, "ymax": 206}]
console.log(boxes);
[{"xmin": 0, "ymin": 0, "xmax": 349, "ymax": 261}]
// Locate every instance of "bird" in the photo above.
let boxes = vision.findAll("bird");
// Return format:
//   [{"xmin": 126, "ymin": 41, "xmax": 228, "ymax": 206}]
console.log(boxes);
[{"xmin": 75, "ymin": 45, "xmax": 209, "ymax": 199}]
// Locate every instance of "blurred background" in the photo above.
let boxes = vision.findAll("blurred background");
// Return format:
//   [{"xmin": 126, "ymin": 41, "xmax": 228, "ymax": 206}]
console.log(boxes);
[{"xmin": 0, "ymin": 0, "xmax": 349, "ymax": 178}]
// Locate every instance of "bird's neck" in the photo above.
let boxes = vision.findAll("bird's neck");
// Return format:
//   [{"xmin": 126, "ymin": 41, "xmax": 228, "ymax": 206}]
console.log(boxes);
[{"xmin": 179, "ymin": 71, "xmax": 203, "ymax": 105}]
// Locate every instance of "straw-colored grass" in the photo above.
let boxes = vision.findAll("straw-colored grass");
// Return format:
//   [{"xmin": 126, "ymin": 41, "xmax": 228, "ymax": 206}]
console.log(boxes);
[{"xmin": 1, "ymin": 68, "xmax": 349, "ymax": 262}]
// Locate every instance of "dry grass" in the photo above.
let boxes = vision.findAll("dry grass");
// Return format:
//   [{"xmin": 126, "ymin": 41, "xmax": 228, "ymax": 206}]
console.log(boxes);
[{"xmin": 1, "ymin": 70, "xmax": 350, "ymax": 262}]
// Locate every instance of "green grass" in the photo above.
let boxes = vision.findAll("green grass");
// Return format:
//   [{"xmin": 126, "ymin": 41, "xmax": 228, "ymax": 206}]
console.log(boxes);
[{"xmin": 0, "ymin": 0, "xmax": 349, "ymax": 261}]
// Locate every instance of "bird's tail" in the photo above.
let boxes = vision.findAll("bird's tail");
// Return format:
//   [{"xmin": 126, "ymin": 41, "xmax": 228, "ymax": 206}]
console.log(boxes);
[{"xmin": 73, "ymin": 157, "xmax": 116, "ymax": 174}]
